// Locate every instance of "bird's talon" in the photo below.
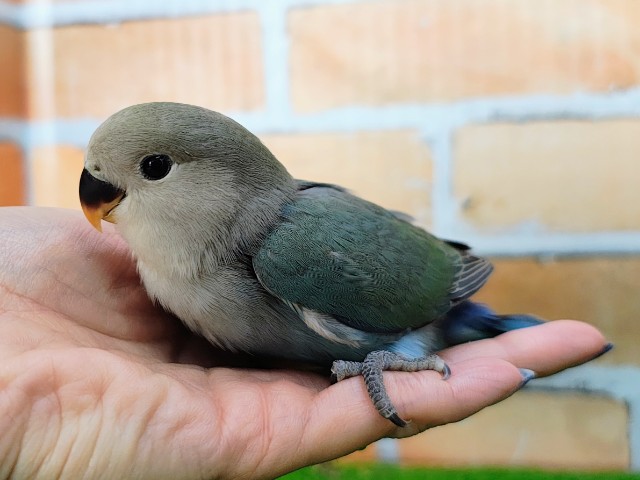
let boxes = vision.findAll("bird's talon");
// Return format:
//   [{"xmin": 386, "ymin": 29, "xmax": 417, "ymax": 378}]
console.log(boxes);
[
  {"xmin": 388, "ymin": 412, "xmax": 408, "ymax": 428},
  {"xmin": 331, "ymin": 359, "xmax": 364, "ymax": 382},
  {"xmin": 334, "ymin": 351, "xmax": 454, "ymax": 427}
]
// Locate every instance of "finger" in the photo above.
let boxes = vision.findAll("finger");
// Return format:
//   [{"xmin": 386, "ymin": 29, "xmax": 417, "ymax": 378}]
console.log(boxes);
[
  {"xmin": 292, "ymin": 320, "xmax": 606, "ymax": 468},
  {"xmin": 299, "ymin": 356, "xmax": 522, "ymax": 468},
  {"xmin": 440, "ymin": 319, "xmax": 608, "ymax": 377}
]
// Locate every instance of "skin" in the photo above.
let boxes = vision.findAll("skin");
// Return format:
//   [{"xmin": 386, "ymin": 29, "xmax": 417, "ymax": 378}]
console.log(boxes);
[{"xmin": 0, "ymin": 207, "xmax": 608, "ymax": 480}]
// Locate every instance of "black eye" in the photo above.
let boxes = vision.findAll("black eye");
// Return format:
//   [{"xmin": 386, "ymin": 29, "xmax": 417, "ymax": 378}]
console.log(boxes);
[{"xmin": 140, "ymin": 154, "xmax": 173, "ymax": 180}]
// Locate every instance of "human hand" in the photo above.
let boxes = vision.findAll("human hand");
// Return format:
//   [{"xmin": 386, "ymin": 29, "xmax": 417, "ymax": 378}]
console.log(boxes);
[{"xmin": 0, "ymin": 207, "xmax": 608, "ymax": 479}]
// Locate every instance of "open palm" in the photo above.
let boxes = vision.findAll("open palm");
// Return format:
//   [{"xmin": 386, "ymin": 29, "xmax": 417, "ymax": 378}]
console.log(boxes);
[{"xmin": 0, "ymin": 207, "xmax": 606, "ymax": 479}]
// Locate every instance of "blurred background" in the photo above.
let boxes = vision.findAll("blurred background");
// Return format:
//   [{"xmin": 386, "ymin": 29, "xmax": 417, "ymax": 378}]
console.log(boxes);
[{"xmin": 1, "ymin": 0, "xmax": 639, "ymax": 474}]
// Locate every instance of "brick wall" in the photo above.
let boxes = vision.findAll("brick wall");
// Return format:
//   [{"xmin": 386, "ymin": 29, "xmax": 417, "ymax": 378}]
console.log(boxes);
[{"xmin": 1, "ymin": 0, "xmax": 638, "ymax": 471}]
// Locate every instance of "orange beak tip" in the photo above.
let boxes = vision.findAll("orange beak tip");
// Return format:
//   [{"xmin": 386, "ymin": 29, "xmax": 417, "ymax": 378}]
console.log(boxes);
[
  {"xmin": 81, "ymin": 204, "xmax": 105, "ymax": 233},
  {"xmin": 78, "ymin": 168, "xmax": 124, "ymax": 233}
]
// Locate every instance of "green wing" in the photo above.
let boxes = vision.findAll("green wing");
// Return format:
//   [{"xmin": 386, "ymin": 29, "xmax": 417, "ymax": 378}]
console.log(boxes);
[{"xmin": 253, "ymin": 184, "xmax": 492, "ymax": 334}]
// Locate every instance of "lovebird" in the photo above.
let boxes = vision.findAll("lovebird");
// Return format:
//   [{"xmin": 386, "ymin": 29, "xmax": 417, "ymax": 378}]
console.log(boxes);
[{"xmin": 79, "ymin": 102, "xmax": 541, "ymax": 426}]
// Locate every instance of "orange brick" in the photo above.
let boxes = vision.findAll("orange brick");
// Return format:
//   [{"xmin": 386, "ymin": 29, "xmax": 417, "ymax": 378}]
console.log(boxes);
[
  {"xmin": 454, "ymin": 121, "xmax": 640, "ymax": 232},
  {"xmin": 0, "ymin": 26, "xmax": 27, "ymax": 117},
  {"xmin": 290, "ymin": 0, "xmax": 640, "ymax": 111},
  {"xmin": 31, "ymin": 145, "xmax": 84, "ymax": 209},
  {"xmin": 261, "ymin": 131, "xmax": 433, "ymax": 227},
  {"xmin": 30, "ymin": 14, "xmax": 264, "ymax": 119},
  {"xmin": 0, "ymin": 143, "xmax": 27, "ymax": 206},
  {"xmin": 398, "ymin": 391, "xmax": 628, "ymax": 470},
  {"xmin": 473, "ymin": 257, "xmax": 640, "ymax": 366}
]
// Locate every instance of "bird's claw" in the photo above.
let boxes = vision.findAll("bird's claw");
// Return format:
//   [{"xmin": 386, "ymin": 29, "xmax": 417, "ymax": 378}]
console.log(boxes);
[
  {"xmin": 330, "ymin": 360, "xmax": 363, "ymax": 383},
  {"xmin": 331, "ymin": 350, "xmax": 450, "ymax": 427}
]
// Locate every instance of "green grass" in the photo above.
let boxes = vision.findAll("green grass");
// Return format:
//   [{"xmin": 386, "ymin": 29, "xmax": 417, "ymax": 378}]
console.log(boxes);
[{"xmin": 280, "ymin": 464, "xmax": 640, "ymax": 480}]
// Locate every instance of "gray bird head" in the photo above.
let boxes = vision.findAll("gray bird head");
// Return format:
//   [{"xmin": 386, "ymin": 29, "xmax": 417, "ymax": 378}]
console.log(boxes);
[{"xmin": 79, "ymin": 102, "xmax": 295, "ymax": 271}]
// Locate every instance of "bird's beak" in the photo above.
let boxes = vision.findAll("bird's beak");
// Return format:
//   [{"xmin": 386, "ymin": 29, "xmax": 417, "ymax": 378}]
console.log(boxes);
[{"xmin": 79, "ymin": 168, "xmax": 125, "ymax": 232}]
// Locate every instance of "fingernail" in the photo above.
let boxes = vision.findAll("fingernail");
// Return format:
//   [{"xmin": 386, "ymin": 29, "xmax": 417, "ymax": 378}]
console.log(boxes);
[
  {"xmin": 589, "ymin": 342, "xmax": 614, "ymax": 361},
  {"xmin": 518, "ymin": 368, "xmax": 536, "ymax": 388}
]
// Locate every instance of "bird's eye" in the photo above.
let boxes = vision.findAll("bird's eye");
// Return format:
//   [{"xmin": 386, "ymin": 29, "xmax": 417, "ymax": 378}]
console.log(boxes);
[{"xmin": 140, "ymin": 154, "xmax": 173, "ymax": 180}]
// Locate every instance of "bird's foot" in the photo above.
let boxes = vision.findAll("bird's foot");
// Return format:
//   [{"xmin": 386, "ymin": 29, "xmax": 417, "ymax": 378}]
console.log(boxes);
[{"xmin": 331, "ymin": 350, "xmax": 450, "ymax": 427}]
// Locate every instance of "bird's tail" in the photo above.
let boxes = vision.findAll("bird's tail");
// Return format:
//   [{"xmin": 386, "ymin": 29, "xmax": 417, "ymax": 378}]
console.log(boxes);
[{"xmin": 441, "ymin": 300, "xmax": 544, "ymax": 346}]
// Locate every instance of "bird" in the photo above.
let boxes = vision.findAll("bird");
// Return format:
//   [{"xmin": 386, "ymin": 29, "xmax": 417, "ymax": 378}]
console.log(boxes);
[{"xmin": 78, "ymin": 102, "xmax": 542, "ymax": 427}]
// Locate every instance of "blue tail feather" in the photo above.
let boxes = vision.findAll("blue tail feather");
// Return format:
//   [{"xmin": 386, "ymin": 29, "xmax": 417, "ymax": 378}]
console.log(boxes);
[{"xmin": 442, "ymin": 301, "xmax": 544, "ymax": 346}]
